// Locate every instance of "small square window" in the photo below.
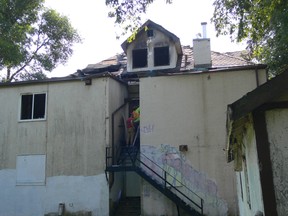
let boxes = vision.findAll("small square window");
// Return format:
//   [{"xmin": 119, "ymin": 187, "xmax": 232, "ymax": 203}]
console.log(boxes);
[
  {"xmin": 154, "ymin": 46, "xmax": 170, "ymax": 66},
  {"xmin": 147, "ymin": 29, "xmax": 154, "ymax": 38},
  {"xmin": 133, "ymin": 49, "xmax": 147, "ymax": 68},
  {"xmin": 20, "ymin": 93, "xmax": 46, "ymax": 120}
]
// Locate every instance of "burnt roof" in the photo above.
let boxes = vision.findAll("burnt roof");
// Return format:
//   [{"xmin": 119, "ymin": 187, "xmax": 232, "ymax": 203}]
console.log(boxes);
[
  {"xmin": 180, "ymin": 46, "xmax": 253, "ymax": 70},
  {"xmin": 0, "ymin": 45, "xmax": 264, "ymax": 87},
  {"xmin": 77, "ymin": 45, "xmax": 257, "ymax": 77},
  {"xmin": 0, "ymin": 17, "xmax": 266, "ymax": 87}
]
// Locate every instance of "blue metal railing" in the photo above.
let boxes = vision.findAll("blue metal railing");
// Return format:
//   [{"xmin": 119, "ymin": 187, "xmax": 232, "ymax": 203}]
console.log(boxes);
[
  {"xmin": 136, "ymin": 151, "xmax": 203, "ymax": 214},
  {"xmin": 106, "ymin": 145, "xmax": 204, "ymax": 215}
]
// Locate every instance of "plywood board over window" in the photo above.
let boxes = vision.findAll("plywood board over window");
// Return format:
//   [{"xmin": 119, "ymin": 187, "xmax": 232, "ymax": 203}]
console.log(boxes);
[{"xmin": 16, "ymin": 154, "xmax": 46, "ymax": 185}]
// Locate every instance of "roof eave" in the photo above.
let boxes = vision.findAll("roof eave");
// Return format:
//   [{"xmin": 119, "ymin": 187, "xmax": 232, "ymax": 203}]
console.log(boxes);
[
  {"xmin": 228, "ymin": 69, "xmax": 288, "ymax": 122},
  {"xmin": 0, "ymin": 72, "xmax": 125, "ymax": 88}
]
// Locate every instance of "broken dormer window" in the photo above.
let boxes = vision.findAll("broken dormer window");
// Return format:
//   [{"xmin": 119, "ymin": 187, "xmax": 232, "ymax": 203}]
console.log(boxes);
[
  {"xmin": 154, "ymin": 46, "xmax": 170, "ymax": 66},
  {"xmin": 147, "ymin": 29, "xmax": 154, "ymax": 38},
  {"xmin": 133, "ymin": 49, "xmax": 147, "ymax": 68}
]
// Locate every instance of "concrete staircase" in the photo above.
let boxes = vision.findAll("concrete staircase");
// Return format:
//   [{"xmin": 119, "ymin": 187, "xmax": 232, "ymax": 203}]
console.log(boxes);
[{"xmin": 113, "ymin": 197, "xmax": 141, "ymax": 216}]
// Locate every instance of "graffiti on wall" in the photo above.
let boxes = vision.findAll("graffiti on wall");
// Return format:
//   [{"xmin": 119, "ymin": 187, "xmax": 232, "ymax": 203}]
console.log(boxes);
[
  {"xmin": 140, "ymin": 124, "xmax": 155, "ymax": 134},
  {"xmin": 140, "ymin": 144, "xmax": 228, "ymax": 216}
]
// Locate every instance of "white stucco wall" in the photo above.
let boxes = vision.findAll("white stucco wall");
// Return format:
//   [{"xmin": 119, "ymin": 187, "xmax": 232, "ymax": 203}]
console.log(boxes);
[
  {"xmin": 266, "ymin": 109, "xmax": 288, "ymax": 215},
  {"xmin": 46, "ymin": 79, "xmax": 108, "ymax": 176},
  {"xmin": 142, "ymin": 180, "xmax": 178, "ymax": 216},
  {"xmin": 139, "ymin": 69, "xmax": 267, "ymax": 215},
  {"xmin": 236, "ymin": 123, "xmax": 264, "ymax": 216},
  {"xmin": 0, "ymin": 170, "xmax": 108, "ymax": 216},
  {"xmin": 0, "ymin": 77, "xmax": 127, "ymax": 216},
  {"xmin": 0, "ymin": 84, "xmax": 49, "ymax": 169},
  {"xmin": 126, "ymin": 29, "xmax": 178, "ymax": 72}
]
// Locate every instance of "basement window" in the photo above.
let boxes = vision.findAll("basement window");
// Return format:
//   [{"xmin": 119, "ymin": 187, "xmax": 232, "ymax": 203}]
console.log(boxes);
[
  {"xmin": 133, "ymin": 49, "xmax": 148, "ymax": 68},
  {"xmin": 20, "ymin": 93, "xmax": 46, "ymax": 120},
  {"xmin": 154, "ymin": 46, "xmax": 170, "ymax": 66}
]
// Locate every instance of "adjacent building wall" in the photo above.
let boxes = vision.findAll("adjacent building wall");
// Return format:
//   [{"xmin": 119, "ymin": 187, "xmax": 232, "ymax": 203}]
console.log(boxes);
[
  {"xmin": 236, "ymin": 122, "xmax": 264, "ymax": 216},
  {"xmin": 0, "ymin": 77, "xmax": 127, "ymax": 216},
  {"xmin": 139, "ymin": 69, "xmax": 267, "ymax": 215},
  {"xmin": 266, "ymin": 109, "xmax": 288, "ymax": 215}
]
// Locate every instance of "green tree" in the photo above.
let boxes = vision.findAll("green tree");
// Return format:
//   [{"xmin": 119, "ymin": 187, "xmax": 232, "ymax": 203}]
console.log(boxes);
[
  {"xmin": 105, "ymin": 0, "xmax": 172, "ymax": 38},
  {"xmin": 0, "ymin": 0, "xmax": 81, "ymax": 82},
  {"xmin": 212, "ymin": 0, "xmax": 288, "ymax": 76}
]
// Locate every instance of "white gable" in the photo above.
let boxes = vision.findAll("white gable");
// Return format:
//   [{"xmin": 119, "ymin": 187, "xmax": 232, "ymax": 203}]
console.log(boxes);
[{"xmin": 126, "ymin": 28, "xmax": 179, "ymax": 72}]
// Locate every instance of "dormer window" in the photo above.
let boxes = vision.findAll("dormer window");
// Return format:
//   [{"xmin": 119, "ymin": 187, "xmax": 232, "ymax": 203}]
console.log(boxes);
[
  {"xmin": 122, "ymin": 20, "xmax": 182, "ymax": 72},
  {"xmin": 154, "ymin": 46, "xmax": 170, "ymax": 66},
  {"xmin": 133, "ymin": 49, "xmax": 147, "ymax": 68},
  {"xmin": 147, "ymin": 29, "xmax": 154, "ymax": 38}
]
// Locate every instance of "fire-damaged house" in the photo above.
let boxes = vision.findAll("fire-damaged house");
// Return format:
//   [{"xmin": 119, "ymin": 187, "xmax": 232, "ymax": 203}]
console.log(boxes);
[{"xmin": 0, "ymin": 20, "xmax": 268, "ymax": 216}]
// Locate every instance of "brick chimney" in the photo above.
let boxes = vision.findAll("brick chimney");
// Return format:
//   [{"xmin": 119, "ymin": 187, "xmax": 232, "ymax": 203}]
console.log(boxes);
[{"xmin": 193, "ymin": 22, "xmax": 212, "ymax": 68}]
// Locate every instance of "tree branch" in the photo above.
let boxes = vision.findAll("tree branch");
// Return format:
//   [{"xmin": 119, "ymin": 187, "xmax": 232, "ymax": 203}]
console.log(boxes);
[{"xmin": 8, "ymin": 37, "xmax": 49, "ymax": 81}]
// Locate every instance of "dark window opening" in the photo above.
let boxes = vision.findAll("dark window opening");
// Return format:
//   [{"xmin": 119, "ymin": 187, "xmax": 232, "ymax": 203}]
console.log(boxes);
[
  {"xmin": 21, "ymin": 93, "xmax": 46, "ymax": 120},
  {"xmin": 21, "ymin": 95, "xmax": 33, "ymax": 120},
  {"xmin": 147, "ymin": 29, "xmax": 154, "ymax": 37},
  {"xmin": 34, "ymin": 94, "xmax": 46, "ymax": 119},
  {"xmin": 133, "ymin": 49, "xmax": 147, "ymax": 68},
  {"xmin": 154, "ymin": 46, "xmax": 170, "ymax": 66}
]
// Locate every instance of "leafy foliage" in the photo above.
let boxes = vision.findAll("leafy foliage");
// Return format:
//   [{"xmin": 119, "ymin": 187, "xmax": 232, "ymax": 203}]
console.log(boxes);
[
  {"xmin": 212, "ymin": 0, "xmax": 288, "ymax": 75},
  {"xmin": 106, "ymin": 0, "xmax": 172, "ymax": 38},
  {"xmin": 0, "ymin": 0, "xmax": 81, "ymax": 82}
]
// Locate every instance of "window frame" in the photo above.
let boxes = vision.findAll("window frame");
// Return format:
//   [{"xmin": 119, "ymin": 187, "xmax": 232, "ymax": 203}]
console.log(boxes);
[{"xmin": 19, "ymin": 92, "xmax": 47, "ymax": 122}]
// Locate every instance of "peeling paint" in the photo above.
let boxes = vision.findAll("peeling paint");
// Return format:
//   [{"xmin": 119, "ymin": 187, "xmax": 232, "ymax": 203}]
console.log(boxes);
[{"xmin": 266, "ymin": 110, "xmax": 288, "ymax": 215}]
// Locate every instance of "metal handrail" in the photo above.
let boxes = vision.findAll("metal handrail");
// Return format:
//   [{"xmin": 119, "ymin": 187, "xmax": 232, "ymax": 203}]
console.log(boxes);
[
  {"xmin": 106, "ymin": 147, "xmax": 112, "ymax": 167},
  {"xmin": 106, "ymin": 145, "xmax": 122, "ymax": 168},
  {"xmin": 106, "ymin": 143, "xmax": 204, "ymax": 214},
  {"xmin": 132, "ymin": 126, "xmax": 140, "ymax": 147},
  {"xmin": 108, "ymin": 102, "xmax": 203, "ymax": 213},
  {"xmin": 135, "ymin": 152, "xmax": 203, "ymax": 214}
]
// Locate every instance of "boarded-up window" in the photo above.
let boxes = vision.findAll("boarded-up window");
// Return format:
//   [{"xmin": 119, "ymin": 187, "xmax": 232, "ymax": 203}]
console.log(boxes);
[
  {"xmin": 16, "ymin": 155, "xmax": 46, "ymax": 185},
  {"xmin": 133, "ymin": 49, "xmax": 147, "ymax": 68},
  {"xmin": 154, "ymin": 46, "xmax": 170, "ymax": 66}
]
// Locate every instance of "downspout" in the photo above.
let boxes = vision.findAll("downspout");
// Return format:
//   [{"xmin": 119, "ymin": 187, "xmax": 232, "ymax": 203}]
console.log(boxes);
[{"xmin": 255, "ymin": 68, "xmax": 260, "ymax": 87}]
